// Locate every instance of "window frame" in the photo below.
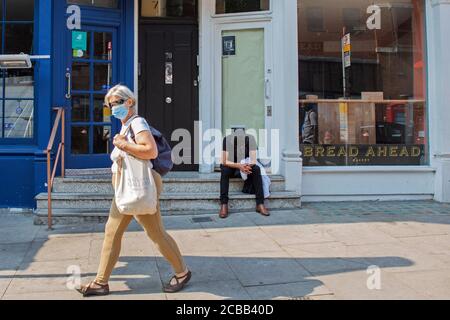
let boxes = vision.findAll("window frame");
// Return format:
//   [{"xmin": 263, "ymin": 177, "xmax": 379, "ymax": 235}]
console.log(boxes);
[
  {"xmin": 138, "ymin": 0, "xmax": 198, "ymax": 22},
  {"xmin": 66, "ymin": 0, "xmax": 121, "ymax": 10},
  {"xmin": 0, "ymin": 0, "xmax": 36, "ymax": 143},
  {"xmin": 213, "ymin": 0, "xmax": 272, "ymax": 18},
  {"xmin": 297, "ymin": 0, "xmax": 429, "ymax": 167}
]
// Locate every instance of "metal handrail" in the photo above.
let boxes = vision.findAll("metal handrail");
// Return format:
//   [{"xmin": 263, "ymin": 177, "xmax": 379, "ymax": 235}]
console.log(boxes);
[{"xmin": 45, "ymin": 107, "xmax": 65, "ymax": 230}]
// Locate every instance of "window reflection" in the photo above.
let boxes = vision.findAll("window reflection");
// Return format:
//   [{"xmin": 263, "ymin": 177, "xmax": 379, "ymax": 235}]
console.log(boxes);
[
  {"xmin": 71, "ymin": 126, "xmax": 90, "ymax": 154},
  {"xmin": 216, "ymin": 0, "xmax": 270, "ymax": 14},
  {"xmin": 298, "ymin": 0, "xmax": 427, "ymax": 166},
  {"xmin": 4, "ymin": 99, "xmax": 34, "ymax": 138},
  {"xmin": 141, "ymin": 0, "xmax": 197, "ymax": 18},
  {"xmin": 1, "ymin": 0, "xmax": 35, "ymax": 139},
  {"xmin": 93, "ymin": 125, "xmax": 111, "ymax": 154}
]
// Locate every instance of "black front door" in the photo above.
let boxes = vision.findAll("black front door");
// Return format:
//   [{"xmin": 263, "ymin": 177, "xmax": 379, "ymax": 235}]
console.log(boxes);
[{"xmin": 139, "ymin": 23, "xmax": 199, "ymax": 171}]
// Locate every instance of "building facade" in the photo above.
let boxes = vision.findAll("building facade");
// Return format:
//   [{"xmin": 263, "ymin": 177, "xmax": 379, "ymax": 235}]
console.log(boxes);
[{"xmin": 0, "ymin": 0, "xmax": 449, "ymax": 209}]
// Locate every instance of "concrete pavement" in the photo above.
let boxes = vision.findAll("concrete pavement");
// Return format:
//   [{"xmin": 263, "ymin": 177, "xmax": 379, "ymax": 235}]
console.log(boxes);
[{"xmin": 1, "ymin": 201, "xmax": 450, "ymax": 300}]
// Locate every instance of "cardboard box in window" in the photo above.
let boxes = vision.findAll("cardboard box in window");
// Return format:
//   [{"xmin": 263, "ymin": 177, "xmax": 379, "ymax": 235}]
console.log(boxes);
[{"xmin": 317, "ymin": 92, "xmax": 382, "ymax": 145}]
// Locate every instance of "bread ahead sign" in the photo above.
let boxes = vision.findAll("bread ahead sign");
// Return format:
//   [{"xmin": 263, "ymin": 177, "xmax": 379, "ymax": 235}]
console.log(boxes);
[{"xmin": 301, "ymin": 144, "xmax": 426, "ymax": 166}]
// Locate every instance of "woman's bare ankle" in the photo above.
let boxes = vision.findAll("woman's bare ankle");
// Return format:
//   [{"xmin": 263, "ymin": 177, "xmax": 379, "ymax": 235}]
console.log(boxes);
[
  {"xmin": 93, "ymin": 280, "xmax": 108, "ymax": 287},
  {"xmin": 176, "ymin": 269, "xmax": 189, "ymax": 278}
]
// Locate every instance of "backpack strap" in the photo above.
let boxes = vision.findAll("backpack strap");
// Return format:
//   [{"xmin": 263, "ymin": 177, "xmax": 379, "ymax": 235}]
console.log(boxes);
[{"xmin": 127, "ymin": 115, "xmax": 143, "ymax": 143}]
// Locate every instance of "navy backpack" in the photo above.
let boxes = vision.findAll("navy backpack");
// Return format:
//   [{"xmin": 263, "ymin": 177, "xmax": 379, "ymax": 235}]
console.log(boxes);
[{"xmin": 130, "ymin": 117, "xmax": 174, "ymax": 176}]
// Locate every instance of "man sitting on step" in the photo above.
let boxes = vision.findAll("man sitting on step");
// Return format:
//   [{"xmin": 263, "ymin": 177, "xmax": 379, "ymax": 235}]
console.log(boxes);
[{"xmin": 219, "ymin": 127, "xmax": 270, "ymax": 219}]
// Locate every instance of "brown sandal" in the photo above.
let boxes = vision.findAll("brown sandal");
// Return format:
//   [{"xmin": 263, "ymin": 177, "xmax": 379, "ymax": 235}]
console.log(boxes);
[
  {"xmin": 163, "ymin": 270, "xmax": 192, "ymax": 293},
  {"xmin": 76, "ymin": 281, "xmax": 110, "ymax": 297}
]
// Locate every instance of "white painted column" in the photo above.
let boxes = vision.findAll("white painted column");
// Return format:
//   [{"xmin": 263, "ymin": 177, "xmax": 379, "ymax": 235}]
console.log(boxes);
[
  {"xmin": 198, "ymin": 0, "xmax": 216, "ymax": 173},
  {"xmin": 274, "ymin": 0, "xmax": 302, "ymax": 193},
  {"xmin": 428, "ymin": 0, "xmax": 450, "ymax": 202}
]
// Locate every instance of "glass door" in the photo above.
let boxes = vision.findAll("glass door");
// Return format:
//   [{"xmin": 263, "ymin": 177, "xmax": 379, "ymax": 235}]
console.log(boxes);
[{"xmin": 65, "ymin": 26, "xmax": 119, "ymax": 168}]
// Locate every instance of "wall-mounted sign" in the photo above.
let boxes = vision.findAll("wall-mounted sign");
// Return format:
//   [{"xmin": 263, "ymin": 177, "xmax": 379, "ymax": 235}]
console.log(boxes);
[
  {"xmin": 223, "ymin": 35, "xmax": 236, "ymax": 56},
  {"xmin": 72, "ymin": 31, "xmax": 87, "ymax": 51},
  {"xmin": 165, "ymin": 62, "xmax": 173, "ymax": 85},
  {"xmin": 342, "ymin": 33, "xmax": 351, "ymax": 68},
  {"xmin": 301, "ymin": 144, "xmax": 425, "ymax": 166},
  {"xmin": 73, "ymin": 49, "xmax": 84, "ymax": 58}
]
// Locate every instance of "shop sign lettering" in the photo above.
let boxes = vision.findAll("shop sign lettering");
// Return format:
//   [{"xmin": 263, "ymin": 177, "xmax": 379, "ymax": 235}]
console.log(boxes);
[{"xmin": 301, "ymin": 144, "xmax": 425, "ymax": 166}]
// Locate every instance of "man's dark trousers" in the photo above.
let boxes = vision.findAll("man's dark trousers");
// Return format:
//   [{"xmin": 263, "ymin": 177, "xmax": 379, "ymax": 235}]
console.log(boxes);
[{"xmin": 220, "ymin": 165, "xmax": 264, "ymax": 205}]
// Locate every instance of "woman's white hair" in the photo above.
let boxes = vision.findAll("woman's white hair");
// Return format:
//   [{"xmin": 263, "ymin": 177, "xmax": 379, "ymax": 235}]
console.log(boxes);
[{"xmin": 104, "ymin": 84, "xmax": 137, "ymax": 108}]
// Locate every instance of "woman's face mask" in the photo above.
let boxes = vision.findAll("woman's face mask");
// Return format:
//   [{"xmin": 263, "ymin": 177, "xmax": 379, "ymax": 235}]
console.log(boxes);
[{"xmin": 111, "ymin": 103, "xmax": 129, "ymax": 120}]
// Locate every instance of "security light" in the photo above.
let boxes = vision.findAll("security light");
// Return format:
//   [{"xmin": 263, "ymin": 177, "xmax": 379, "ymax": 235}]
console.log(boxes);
[{"xmin": 0, "ymin": 54, "xmax": 32, "ymax": 69}]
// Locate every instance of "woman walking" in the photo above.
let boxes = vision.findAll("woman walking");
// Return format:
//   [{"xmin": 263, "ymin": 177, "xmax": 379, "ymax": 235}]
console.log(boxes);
[{"xmin": 77, "ymin": 85, "xmax": 191, "ymax": 297}]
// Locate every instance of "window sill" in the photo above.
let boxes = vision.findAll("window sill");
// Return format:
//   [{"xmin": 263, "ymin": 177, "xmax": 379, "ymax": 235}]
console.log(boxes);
[
  {"xmin": 0, "ymin": 145, "xmax": 41, "ymax": 157},
  {"xmin": 302, "ymin": 166, "xmax": 436, "ymax": 173},
  {"xmin": 212, "ymin": 11, "xmax": 273, "ymax": 19}
]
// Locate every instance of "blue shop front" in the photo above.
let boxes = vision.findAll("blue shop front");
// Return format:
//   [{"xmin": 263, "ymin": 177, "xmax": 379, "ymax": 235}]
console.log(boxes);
[{"xmin": 0, "ymin": 0, "xmax": 136, "ymax": 208}]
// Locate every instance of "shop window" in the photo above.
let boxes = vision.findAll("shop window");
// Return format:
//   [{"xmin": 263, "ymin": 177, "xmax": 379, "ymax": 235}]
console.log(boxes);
[
  {"xmin": 298, "ymin": 0, "xmax": 427, "ymax": 166},
  {"xmin": 216, "ymin": 0, "xmax": 270, "ymax": 14},
  {"xmin": 141, "ymin": 0, "xmax": 197, "ymax": 18},
  {"xmin": 67, "ymin": 0, "xmax": 119, "ymax": 9},
  {"xmin": 306, "ymin": 7, "xmax": 324, "ymax": 32},
  {"xmin": 343, "ymin": 8, "xmax": 362, "ymax": 33},
  {"xmin": 0, "ymin": 0, "xmax": 35, "ymax": 140}
]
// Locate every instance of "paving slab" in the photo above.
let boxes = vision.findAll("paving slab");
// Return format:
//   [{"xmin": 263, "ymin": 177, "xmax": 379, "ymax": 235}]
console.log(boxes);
[
  {"xmin": 166, "ymin": 280, "xmax": 252, "ymax": 300},
  {"xmin": 7, "ymin": 259, "xmax": 90, "ymax": 295},
  {"xmin": 0, "ymin": 272, "xmax": 15, "ymax": 299},
  {"xmin": 156, "ymin": 254, "xmax": 238, "ymax": 284},
  {"xmin": 246, "ymin": 210, "xmax": 307, "ymax": 227},
  {"xmin": 316, "ymin": 270, "xmax": 430, "ymax": 300},
  {"xmin": 373, "ymin": 221, "xmax": 450, "ymax": 238},
  {"xmin": 22, "ymin": 237, "xmax": 92, "ymax": 263},
  {"xmin": 343, "ymin": 242, "xmax": 447, "ymax": 273},
  {"xmin": 2, "ymin": 290, "xmax": 84, "ymax": 300},
  {"xmin": 0, "ymin": 225, "xmax": 40, "ymax": 245},
  {"xmin": 260, "ymin": 224, "xmax": 336, "ymax": 246},
  {"xmin": 35, "ymin": 224, "xmax": 95, "ymax": 240},
  {"xmin": 163, "ymin": 215, "xmax": 205, "ymax": 231},
  {"xmin": 199, "ymin": 213, "xmax": 256, "ymax": 232},
  {"xmin": 225, "ymin": 251, "xmax": 311, "ymax": 287},
  {"xmin": 391, "ymin": 269, "xmax": 450, "ymax": 300},
  {"xmin": 323, "ymin": 223, "xmax": 399, "ymax": 246},
  {"xmin": 397, "ymin": 234, "xmax": 450, "ymax": 256},
  {"xmin": 165, "ymin": 229, "xmax": 219, "ymax": 255},
  {"xmin": 0, "ymin": 243, "xmax": 30, "ymax": 270},
  {"xmin": 208, "ymin": 229, "xmax": 282, "ymax": 256},
  {"xmin": 295, "ymin": 257, "xmax": 371, "ymax": 276},
  {"xmin": 283, "ymin": 241, "xmax": 351, "ymax": 259},
  {"xmin": 245, "ymin": 280, "xmax": 333, "ymax": 300}
]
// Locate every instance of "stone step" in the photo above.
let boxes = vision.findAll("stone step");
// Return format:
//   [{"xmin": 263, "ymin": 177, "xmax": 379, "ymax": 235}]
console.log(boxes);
[
  {"xmin": 52, "ymin": 174, "xmax": 286, "ymax": 194},
  {"xmin": 36, "ymin": 191, "xmax": 301, "ymax": 212}
]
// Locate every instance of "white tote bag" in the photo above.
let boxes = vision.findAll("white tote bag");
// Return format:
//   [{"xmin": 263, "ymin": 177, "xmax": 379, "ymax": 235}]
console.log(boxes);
[{"xmin": 114, "ymin": 126, "xmax": 158, "ymax": 216}]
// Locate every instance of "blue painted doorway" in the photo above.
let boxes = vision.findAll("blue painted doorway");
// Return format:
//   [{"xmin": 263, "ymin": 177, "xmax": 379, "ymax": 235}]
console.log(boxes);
[{"xmin": 54, "ymin": 0, "xmax": 134, "ymax": 169}]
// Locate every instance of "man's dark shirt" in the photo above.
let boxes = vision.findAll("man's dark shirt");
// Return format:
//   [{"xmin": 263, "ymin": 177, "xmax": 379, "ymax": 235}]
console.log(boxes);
[
  {"xmin": 222, "ymin": 133, "xmax": 258, "ymax": 164},
  {"xmin": 302, "ymin": 109, "xmax": 318, "ymax": 144}
]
